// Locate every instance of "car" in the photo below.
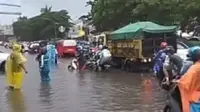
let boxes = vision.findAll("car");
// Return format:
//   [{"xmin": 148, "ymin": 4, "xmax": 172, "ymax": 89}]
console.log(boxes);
[
  {"xmin": 0, "ymin": 51, "xmax": 10, "ymax": 71},
  {"xmin": 176, "ymin": 41, "xmax": 189, "ymax": 60}
]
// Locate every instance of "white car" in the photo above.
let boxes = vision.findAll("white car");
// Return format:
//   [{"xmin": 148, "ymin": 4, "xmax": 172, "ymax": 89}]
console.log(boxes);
[
  {"xmin": 0, "ymin": 51, "xmax": 10, "ymax": 71},
  {"xmin": 176, "ymin": 41, "xmax": 189, "ymax": 60}
]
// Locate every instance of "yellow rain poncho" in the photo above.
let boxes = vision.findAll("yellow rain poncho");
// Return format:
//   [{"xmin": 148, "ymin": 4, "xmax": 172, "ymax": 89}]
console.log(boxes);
[{"xmin": 5, "ymin": 44, "xmax": 27, "ymax": 89}]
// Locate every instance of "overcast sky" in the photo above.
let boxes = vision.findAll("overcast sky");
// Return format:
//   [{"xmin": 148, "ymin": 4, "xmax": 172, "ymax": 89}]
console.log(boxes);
[{"xmin": 0, "ymin": 0, "xmax": 90, "ymax": 25}]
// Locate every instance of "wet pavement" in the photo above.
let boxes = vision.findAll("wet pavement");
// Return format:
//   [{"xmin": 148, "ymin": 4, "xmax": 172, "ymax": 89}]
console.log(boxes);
[{"xmin": 0, "ymin": 48, "xmax": 166, "ymax": 112}]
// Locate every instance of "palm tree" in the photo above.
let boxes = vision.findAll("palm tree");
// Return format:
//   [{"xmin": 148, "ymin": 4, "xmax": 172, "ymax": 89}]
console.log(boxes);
[
  {"xmin": 40, "ymin": 5, "xmax": 52, "ymax": 13},
  {"xmin": 85, "ymin": 0, "xmax": 97, "ymax": 7}
]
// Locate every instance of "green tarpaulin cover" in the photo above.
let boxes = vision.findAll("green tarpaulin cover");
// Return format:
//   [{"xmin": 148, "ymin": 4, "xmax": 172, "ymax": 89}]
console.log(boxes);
[{"xmin": 111, "ymin": 21, "xmax": 177, "ymax": 40}]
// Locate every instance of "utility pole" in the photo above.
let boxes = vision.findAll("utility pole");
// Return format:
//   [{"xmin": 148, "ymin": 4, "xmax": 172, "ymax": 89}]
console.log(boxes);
[
  {"xmin": 0, "ymin": 3, "xmax": 21, "ymax": 15},
  {"xmin": 0, "ymin": 3, "xmax": 21, "ymax": 41},
  {"xmin": 0, "ymin": 3, "xmax": 21, "ymax": 7}
]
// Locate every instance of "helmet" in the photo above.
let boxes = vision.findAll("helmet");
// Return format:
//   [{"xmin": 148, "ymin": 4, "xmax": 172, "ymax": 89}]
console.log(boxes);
[
  {"xmin": 165, "ymin": 46, "xmax": 175, "ymax": 54},
  {"xmin": 160, "ymin": 42, "xmax": 168, "ymax": 49},
  {"xmin": 99, "ymin": 45, "xmax": 103, "ymax": 49},
  {"xmin": 187, "ymin": 46, "xmax": 200, "ymax": 61}
]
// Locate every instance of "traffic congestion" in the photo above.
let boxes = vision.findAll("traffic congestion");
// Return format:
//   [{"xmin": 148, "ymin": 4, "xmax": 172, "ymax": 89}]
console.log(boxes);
[
  {"xmin": 0, "ymin": 22, "xmax": 200, "ymax": 112},
  {"xmin": 1, "ymin": 0, "xmax": 200, "ymax": 111}
]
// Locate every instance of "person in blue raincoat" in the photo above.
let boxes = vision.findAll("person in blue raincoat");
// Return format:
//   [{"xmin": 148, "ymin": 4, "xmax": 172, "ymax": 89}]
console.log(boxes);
[
  {"xmin": 50, "ymin": 45, "xmax": 57, "ymax": 65},
  {"xmin": 39, "ymin": 47, "xmax": 50, "ymax": 81},
  {"xmin": 153, "ymin": 42, "xmax": 168, "ymax": 76},
  {"xmin": 46, "ymin": 44, "xmax": 56, "ymax": 68}
]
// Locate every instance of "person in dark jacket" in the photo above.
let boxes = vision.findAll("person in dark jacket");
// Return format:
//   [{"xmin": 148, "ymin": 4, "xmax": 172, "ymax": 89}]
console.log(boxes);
[
  {"xmin": 163, "ymin": 46, "xmax": 183, "ymax": 84},
  {"xmin": 39, "ymin": 47, "xmax": 50, "ymax": 81}
]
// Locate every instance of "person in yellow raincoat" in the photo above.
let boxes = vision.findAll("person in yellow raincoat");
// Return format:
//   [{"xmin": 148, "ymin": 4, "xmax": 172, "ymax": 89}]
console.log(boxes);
[
  {"xmin": 177, "ymin": 46, "xmax": 200, "ymax": 112},
  {"xmin": 5, "ymin": 44, "xmax": 28, "ymax": 90}
]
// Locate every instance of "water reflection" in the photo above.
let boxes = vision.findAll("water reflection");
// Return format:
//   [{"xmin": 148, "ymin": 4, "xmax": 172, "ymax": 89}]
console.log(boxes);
[
  {"xmin": 6, "ymin": 90, "xmax": 27, "ymax": 112},
  {"xmin": 0, "ymin": 53, "xmax": 166, "ymax": 112},
  {"xmin": 141, "ymin": 78, "xmax": 153, "ymax": 103},
  {"xmin": 39, "ymin": 82, "xmax": 53, "ymax": 108}
]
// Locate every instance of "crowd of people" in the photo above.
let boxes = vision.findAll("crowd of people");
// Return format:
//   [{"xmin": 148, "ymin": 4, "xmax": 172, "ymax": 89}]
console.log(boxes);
[
  {"xmin": 70, "ymin": 42, "xmax": 112, "ymax": 71},
  {"xmin": 5, "ymin": 40, "xmax": 200, "ymax": 111},
  {"xmin": 5, "ymin": 41, "xmax": 113, "ymax": 90},
  {"xmin": 153, "ymin": 42, "xmax": 200, "ymax": 112},
  {"xmin": 5, "ymin": 42, "xmax": 58, "ymax": 90}
]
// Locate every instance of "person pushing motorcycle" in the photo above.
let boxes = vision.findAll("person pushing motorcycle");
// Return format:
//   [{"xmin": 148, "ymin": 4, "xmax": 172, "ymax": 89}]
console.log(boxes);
[
  {"xmin": 162, "ymin": 46, "xmax": 183, "ymax": 85},
  {"xmin": 97, "ymin": 45, "xmax": 112, "ymax": 70},
  {"xmin": 153, "ymin": 42, "xmax": 168, "ymax": 81}
]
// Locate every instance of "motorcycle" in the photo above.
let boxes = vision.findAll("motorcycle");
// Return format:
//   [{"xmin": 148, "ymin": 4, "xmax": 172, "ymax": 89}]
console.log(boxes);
[
  {"xmin": 68, "ymin": 52, "xmax": 111, "ymax": 72},
  {"xmin": 162, "ymin": 60, "xmax": 193, "ymax": 112},
  {"xmin": 162, "ymin": 79, "xmax": 182, "ymax": 112},
  {"xmin": 68, "ymin": 58, "xmax": 78, "ymax": 70}
]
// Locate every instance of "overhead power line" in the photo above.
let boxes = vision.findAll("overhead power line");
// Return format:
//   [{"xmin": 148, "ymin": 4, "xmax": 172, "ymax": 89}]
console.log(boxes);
[
  {"xmin": 0, "ymin": 12, "xmax": 21, "ymax": 15},
  {"xmin": 0, "ymin": 3, "xmax": 21, "ymax": 7}
]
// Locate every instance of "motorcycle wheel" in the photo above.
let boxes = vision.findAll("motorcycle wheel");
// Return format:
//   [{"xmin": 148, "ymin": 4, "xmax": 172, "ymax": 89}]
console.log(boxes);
[
  {"xmin": 68, "ymin": 65, "xmax": 74, "ymax": 70},
  {"xmin": 163, "ymin": 105, "xmax": 171, "ymax": 112}
]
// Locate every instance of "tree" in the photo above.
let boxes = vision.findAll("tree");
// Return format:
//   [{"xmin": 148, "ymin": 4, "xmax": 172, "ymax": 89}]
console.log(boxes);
[
  {"xmin": 13, "ymin": 8, "xmax": 72, "ymax": 41},
  {"xmin": 88, "ymin": 0, "xmax": 200, "ymax": 31},
  {"xmin": 40, "ymin": 5, "xmax": 52, "ymax": 13}
]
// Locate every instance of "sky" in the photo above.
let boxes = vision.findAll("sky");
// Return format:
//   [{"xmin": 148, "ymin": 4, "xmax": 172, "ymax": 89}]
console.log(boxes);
[{"xmin": 0, "ymin": 0, "xmax": 91, "ymax": 25}]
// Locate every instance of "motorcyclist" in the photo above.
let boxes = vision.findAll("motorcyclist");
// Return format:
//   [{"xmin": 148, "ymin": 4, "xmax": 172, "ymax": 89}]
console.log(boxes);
[
  {"xmin": 175, "ymin": 46, "xmax": 200, "ymax": 112},
  {"xmin": 162, "ymin": 46, "xmax": 183, "ymax": 85},
  {"xmin": 97, "ymin": 45, "xmax": 112, "ymax": 70},
  {"xmin": 153, "ymin": 42, "xmax": 168, "ymax": 77},
  {"xmin": 179, "ymin": 46, "xmax": 200, "ymax": 75},
  {"xmin": 76, "ymin": 45, "xmax": 86, "ymax": 70}
]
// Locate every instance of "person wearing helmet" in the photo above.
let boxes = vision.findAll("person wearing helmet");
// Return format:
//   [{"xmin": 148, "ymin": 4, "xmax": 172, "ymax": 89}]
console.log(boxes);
[
  {"xmin": 160, "ymin": 42, "xmax": 168, "ymax": 49},
  {"xmin": 97, "ymin": 45, "xmax": 112, "ymax": 70},
  {"xmin": 153, "ymin": 42, "xmax": 168, "ymax": 76},
  {"xmin": 175, "ymin": 46, "xmax": 200, "ymax": 112},
  {"xmin": 97, "ymin": 44, "xmax": 103, "ymax": 53},
  {"xmin": 76, "ymin": 43, "xmax": 86, "ymax": 70},
  {"xmin": 179, "ymin": 46, "xmax": 200, "ymax": 75},
  {"xmin": 39, "ymin": 47, "xmax": 51, "ymax": 81},
  {"xmin": 162, "ymin": 46, "xmax": 183, "ymax": 85}
]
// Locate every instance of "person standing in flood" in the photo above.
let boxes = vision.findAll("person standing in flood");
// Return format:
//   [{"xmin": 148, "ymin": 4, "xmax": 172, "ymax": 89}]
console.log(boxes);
[
  {"xmin": 46, "ymin": 44, "xmax": 56, "ymax": 68},
  {"xmin": 39, "ymin": 47, "xmax": 51, "ymax": 81},
  {"xmin": 5, "ymin": 44, "xmax": 28, "ymax": 90},
  {"xmin": 51, "ymin": 45, "xmax": 58, "ymax": 65}
]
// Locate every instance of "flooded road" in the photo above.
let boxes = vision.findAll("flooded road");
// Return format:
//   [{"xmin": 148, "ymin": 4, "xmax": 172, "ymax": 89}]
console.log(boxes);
[{"xmin": 0, "ymin": 49, "xmax": 165, "ymax": 112}]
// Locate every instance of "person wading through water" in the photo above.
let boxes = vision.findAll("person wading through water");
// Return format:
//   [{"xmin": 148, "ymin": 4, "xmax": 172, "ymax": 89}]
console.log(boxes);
[{"xmin": 5, "ymin": 44, "xmax": 28, "ymax": 90}]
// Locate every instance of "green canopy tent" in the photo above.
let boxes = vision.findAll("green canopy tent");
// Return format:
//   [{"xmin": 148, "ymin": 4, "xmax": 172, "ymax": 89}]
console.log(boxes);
[{"xmin": 111, "ymin": 21, "xmax": 177, "ymax": 40}]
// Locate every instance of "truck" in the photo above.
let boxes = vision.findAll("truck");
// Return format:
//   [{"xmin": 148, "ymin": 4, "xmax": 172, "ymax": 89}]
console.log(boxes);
[{"xmin": 107, "ymin": 21, "xmax": 178, "ymax": 71}]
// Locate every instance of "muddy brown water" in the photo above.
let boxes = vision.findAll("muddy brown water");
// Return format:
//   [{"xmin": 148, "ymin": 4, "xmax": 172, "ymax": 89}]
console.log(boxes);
[{"xmin": 0, "ymin": 49, "xmax": 165, "ymax": 112}]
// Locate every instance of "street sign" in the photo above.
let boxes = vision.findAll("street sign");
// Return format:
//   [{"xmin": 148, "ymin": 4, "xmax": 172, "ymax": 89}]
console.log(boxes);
[{"xmin": 59, "ymin": 26, "xmax": 65, "ymax": 33}]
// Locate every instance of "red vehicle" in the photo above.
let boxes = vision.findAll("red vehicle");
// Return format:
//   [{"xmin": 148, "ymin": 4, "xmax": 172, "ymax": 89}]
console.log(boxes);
[{"xmin": 56, "ymin": 39, "xmax": 77, "ymax": 57}]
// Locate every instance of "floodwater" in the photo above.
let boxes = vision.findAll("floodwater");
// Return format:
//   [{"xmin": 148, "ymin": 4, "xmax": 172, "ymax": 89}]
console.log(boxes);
[{"xmin": 0, "ymin": 49, "xmax": 166, "ymax": 112}]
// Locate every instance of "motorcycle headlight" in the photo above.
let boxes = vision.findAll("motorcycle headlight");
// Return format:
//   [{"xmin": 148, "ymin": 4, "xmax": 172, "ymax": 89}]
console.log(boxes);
[
  {"xmin": 148, "ymin": 58, "xmax": 151, "ymax": 62},
  {"xmin": 141, "ymin": 59, "xmax": 147, "ymax": 63}
]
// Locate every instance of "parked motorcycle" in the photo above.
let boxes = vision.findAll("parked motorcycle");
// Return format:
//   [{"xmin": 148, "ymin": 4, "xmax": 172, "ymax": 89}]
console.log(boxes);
[{"xmin": 68, "ymin": 58, "xmax": 78, "ymax": 70}]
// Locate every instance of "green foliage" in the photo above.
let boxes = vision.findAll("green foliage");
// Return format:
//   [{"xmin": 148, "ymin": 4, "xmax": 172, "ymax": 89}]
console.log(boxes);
[
  {"xmin": 13, "ymin": 6, "xmax": 72, "ymax": 41},
  {"xmin": 87, "ymin": 0, "xmax": 200, "ymax": 31}
]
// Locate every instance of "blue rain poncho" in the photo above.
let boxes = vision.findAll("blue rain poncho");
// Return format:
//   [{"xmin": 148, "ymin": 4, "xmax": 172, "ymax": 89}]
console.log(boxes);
[{"xmin": 46, "ymin": 44, "xmax": 56, "ymax": 68}]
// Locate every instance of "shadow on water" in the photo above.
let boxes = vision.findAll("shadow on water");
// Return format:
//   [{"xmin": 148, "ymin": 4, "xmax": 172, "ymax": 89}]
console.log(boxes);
[{"xmin": 5, "ymin": 90, "xmax": 27, "ymax": 112}]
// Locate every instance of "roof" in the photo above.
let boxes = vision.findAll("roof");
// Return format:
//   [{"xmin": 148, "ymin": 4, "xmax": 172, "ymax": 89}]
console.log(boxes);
[{"xmin": 111, "ymin": 21, "xmax": 177, "ymax": 40}]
